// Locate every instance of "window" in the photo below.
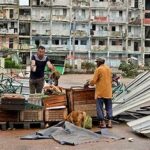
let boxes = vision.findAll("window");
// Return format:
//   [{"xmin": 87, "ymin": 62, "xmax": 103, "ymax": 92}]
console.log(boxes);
[
  {"xmin": 112, "ymin": 26, "xmax": 116, "ymax": 31},
  {"xmin": 128, "ymin": 40, "xmax": 131, "ymax": 46},
  {"xmin": 112, "ymin": 41, "xmax": 116, "ymax": 45},
  {"xmin": 145, "ymin": 41, "xmax": 150, "ymax": 47},
  {"xmin": 119, "ymin": 11, "xmax": 122, "ymax": 17},
  {"xmin": 42, "ymin": 40, "xmax": 48, "ymax": 45},
  {"xmin": 82, "ymin": 9, "xmax": 85, "ymax": 17},
  {"xmin": 9, "ymin": 38, "xmax": 13, "ymax": 48},
  {"xmin": 81, "ymin": 40, "xmax": 87, "ymax": 45},
  {"xmin": 92, "ymin": 10, "xmax": 96, "ymax": 16},
  {"xmin": 92, "ymin": 24, "xmax": 96, "ymax": 30},
  {"xmin": 92, "ymin": 39, "xmax": 96, "ymax": 45},
  {"xmin": 11, "ymin": 22, "xmax": 14, "ymax": 28},
  {"xmin": 63, "ymin": 9, "xmax": 67, "ymax": 16},
  {"xmin": 128, "ymin": 26, "xmax": 131, "ymax": 32},
  {"xmin": 75, "ymin": 40, "xmax": 78, "ymax": 45},
  {"xmin": 99, "ymin": 40, "xmax": 105, "ymax": 45},
  {"xmin": 52, "ymin": 39, "xmax": 59, "ymax": 45},
  {"xmin": 61, "ymin": 39, "xmax": 67, "ymax": 45}
]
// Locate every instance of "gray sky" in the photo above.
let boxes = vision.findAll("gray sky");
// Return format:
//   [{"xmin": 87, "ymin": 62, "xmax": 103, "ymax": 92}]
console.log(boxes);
[{"xmin": 19, "ymin": 0, "xmax": 29, "ymax": 5}]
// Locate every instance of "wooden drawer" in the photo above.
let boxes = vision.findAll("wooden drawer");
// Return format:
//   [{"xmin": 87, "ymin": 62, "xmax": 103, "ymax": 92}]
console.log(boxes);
[
  {"xmin": 20, "ymin": 110, "xmax": 43, "ymax": 121},
  {"xmin": 43, "ymin": 94, "xmax": 67, "ymax": 108}
]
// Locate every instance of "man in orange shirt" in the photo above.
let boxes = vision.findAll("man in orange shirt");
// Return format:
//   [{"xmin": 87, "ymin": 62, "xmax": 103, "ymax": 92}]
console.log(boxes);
[{"xmin": 87, "ymin": 57, "xmax": 113, "ymax": 128}]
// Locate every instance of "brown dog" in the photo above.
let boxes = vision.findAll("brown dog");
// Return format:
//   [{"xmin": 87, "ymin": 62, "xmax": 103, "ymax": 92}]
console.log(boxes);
[{"xmin": 64, "ymin": 110, "xmax": 87, "ymax": 127}]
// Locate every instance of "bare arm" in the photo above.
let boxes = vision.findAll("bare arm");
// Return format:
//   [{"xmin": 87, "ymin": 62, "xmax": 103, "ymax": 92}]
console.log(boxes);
[
  {"xmin": 47, "ymin": 61, "xmax": 54, "ymax": 71},
  {"xmin": 31, "ymin": 60, "xmax": 36, "ymax": 72}
]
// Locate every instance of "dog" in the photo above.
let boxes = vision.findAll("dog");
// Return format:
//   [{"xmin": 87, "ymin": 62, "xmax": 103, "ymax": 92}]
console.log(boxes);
[{"xmin": 64, "ymin": 110, "xmax": 87, "ymax": 127}]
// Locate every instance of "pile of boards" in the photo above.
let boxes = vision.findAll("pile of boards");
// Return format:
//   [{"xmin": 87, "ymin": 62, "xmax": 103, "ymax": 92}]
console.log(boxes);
[{"xmin": 113, "ymin": 71, "xmax": 150, "ymax": 138}]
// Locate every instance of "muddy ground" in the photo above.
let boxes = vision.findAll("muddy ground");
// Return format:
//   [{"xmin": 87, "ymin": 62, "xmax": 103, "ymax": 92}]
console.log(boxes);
[{"xmin": 0, "ymin": 74, "xmax": 149, "ymax": 150}]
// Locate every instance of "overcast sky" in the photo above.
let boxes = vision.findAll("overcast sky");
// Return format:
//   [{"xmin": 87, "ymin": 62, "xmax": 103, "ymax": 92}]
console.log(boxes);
[{"xmin": 19, "ymin": 0, "xmax": 29, "ymax": 5}]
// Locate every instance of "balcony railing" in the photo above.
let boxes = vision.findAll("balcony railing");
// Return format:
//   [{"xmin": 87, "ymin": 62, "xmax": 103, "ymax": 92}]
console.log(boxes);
[
  {"xmin": 0, "ymin": 28, "xmax": 18, "ymax": 34},
  {"xmin": 110, "ymin": 1, "xmax": 126, "ymax": 9},
  {"xmin": 32, "ymin": 15, "xmax": 50, "ymax": 21},
  {"xmin": 92, "ymin": 16, "xmax": 108, "ymax": 23},
  {"xmin": 144, "ymin": 18, "xmax": 150, "ymax": 24},
  {"xmin": 128, "ymin": 33, "xmax": 141, "ymax": 38},
  {"xmin": 109, "ymin": 17, "xmax": 126, "ymax": 23},
  {"xmin": 93, "ymin": 31, "xmax": 108, "ymax": 37},
  {"xmin": 32, "ymin": 29, "xmax": 51, "ymax": 35},
  {"xmin": 52, "ymin": 0, "xmax": 70, "ymax": 7},
  {"xmin": 18, "ymin": 44, "xmax": 30, "ymax": 50},
  {"xmin": 91, "ymin": 45, "xmax": 107, "ymax": 51},
  {"xmin": 75, "ymin": 15, "xmax": 89, "ymax": 22},
  {"xmin": 129, "ymin": 18, "xmax": 141, "ymax": 25},
  {"xmin": 90, "ymin": 2, "xmax": 108, "ymax": 8},
  {"xmin": 110, "ymin": 31, "xmax": 122, "ymax": 37},
  {"xmin": 19, "ymin": 15, "xmax": 31, "ymax": 21},
  {"xmin": 72, "ymin": 0, "xmax": 90, "ymax": 7},
  {"xmin": 52, "ymin": 15, "xmax": 70, "ymax": 22},
  {"xmin": 71, "ymin": 30, "xmax": 88, "ymax": 37},
  {"xmin": 0, "ymin": 0, "xmax": 17, "ymax": 4}
]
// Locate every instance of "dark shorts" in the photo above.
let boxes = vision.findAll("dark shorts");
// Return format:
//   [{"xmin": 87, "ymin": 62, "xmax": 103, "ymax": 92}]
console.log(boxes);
[{"xmin": 29, "ymin": 77, "xmax": 44, "ymax": 94}]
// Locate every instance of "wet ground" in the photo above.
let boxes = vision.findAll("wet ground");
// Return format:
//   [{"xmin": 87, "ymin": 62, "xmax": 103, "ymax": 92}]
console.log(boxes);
[{"xmin": 0, "ymin": 74, "xmax": 149, "ymax": 150}]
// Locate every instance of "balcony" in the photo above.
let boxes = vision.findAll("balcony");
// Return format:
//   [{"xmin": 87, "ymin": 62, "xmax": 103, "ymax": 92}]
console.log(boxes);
[
  {"xmin": 92, "ymin": 16, "xmax": 108, "ymax": 23},
  {"xmin": 144, "ymin": 18, "xmax": 150, "ymax": 24},
  {"xmin": 110, "ymin": 31, "xmax": 122, "ymax": 37},
  {"xmin": 32, "ymin": 15, "xmax": 50, "ymax": 21},
  {"xmin": 129, "ymin": 17, "xmax": 141, "ymax": 25},
  {"xmin": 52, "ymin": 15, "xmax": 70, "ymax": 22},
  {"xmin": 109, "ymin": 46, "xmax": 124, "ymax": 51},
  {"xmin": 32, "ymin": 29, "xmax": 51, "ymax": 36},
  {"xmin": 75, "ymin": 15, "xmax": 89, "ymax": 22},
  {"xmin": 128, "ymin": 33, "xmax": 141, "ymax": 38},
  {"xmin": 72, "ymin": 0, "xmax": 90, "ymax": 7},
  {"xmin": 52, "ymin": 0, "xmax": 70, "ymax": 7},
  {"xmin": 0, "ymin": 0, "xmax": 18, "ymax": 5},
  {"xmin": 91, "ymin": 45, "xmax": 107, "ymax": 52},
  {"xmin": 90, "ymin": 1, "xmax": 108, "ymax": 8},
  {"xmin": 71, "ymin": 30, "xmax": 88, "ymax": 37},
  {"xmin": 0, "ymin": 28, "xmax": 18, "ymax": 34},
  {"xmin": 110, "ymin": 1, "xmax": 126, "ymax": 10},
  {"xmin": 52, "ymin": 29, "xmax": 70, "ymax": 36},
  {"xmin": 19, "ymin": 15, "xmax": 31, "ymax": 21},
  {"xmin": 18, "ymin": 44, "xmax": 30, "ymax": 50},
  {"xmin": 110, "ymin": 17, "xmax": 126, "ymax": 23},
  {"xmin": 93, "ymin": 31, "xmax": 108, "ymax": 37},
  {"xmin": 32, "ymin": 0, "xmax": 51, "ymax": 7}
]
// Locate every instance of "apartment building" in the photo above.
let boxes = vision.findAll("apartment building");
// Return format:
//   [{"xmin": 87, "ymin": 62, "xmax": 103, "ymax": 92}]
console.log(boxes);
[{"xmin": 0, "ymin": 0, "xmax": 150, "ymax": 67}]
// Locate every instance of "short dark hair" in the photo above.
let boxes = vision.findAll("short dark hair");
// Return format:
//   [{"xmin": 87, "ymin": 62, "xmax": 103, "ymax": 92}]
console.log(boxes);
[{"xmin": 38, "ymin": 46, "xmax": 45, "ymax": 50}]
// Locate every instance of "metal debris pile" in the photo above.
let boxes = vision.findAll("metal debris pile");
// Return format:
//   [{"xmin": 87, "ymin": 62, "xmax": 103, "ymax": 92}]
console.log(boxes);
[{"xmin": 113, "ymin": 71, "xmax": 150, "ymax": 138}]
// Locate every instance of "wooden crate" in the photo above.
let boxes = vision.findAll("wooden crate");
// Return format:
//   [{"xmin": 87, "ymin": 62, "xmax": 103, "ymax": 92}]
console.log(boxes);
[
  {"xmin": 74, "ymin": 104, "xmax": 97, "ymax": 117},
  {"xmin": 20, "ymin": 110, "xmax": 43, "ymax": 121},
  {"xmin": 0, "ymin": 110, "xmax": 19, "ymax": 122},
  {"xmin": 43, "ymin": 94, "xmax": 67, "ymax": 108},
  {"xmin": 44, "ymin": 108, "xmax": 67, "ymax": 122},
  {"xmin": 28, "ymin": 94, "xmax": 43, "ymax": 106},
  {"xmin": 1, "ymin": 93, "xmax": 25, "ymax": 110},
  {"xmin": 67, "ymin": 87, "xmax": 95, "ymax": 113}
]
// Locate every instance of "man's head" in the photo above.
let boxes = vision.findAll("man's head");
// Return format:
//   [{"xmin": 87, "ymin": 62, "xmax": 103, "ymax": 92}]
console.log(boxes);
[
  {"xmin": 37, "ymin": 46, "xmax": 45, "ymax": 59},
  {"xmin": 95, "ymin": 57, "xmax": 105, "ymax": 67}
]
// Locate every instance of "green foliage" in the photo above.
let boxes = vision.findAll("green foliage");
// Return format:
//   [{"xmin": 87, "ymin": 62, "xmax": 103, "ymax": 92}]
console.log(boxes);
[
  {"xmin": 64, "ymin": 63, "xmax": 73, "ymax": 69},
  {"xmin": 81, "ymin": 61, "xmax": 96, "ymax": 71},
  {"xmin": 5, "ymin": 58, "xmax": 21, "ymax": 69},
  {"xmin": 119, "ymin": 61, "xmax": 138, "ymax": 78}
]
